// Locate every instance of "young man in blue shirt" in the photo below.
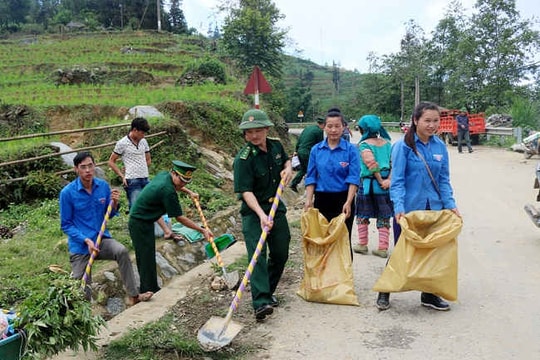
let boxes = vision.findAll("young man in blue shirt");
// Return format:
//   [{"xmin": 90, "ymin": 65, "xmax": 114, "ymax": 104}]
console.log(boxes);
[{"xmin": 60, "ymin": 151, "xmax": 153, "ymax": 305}]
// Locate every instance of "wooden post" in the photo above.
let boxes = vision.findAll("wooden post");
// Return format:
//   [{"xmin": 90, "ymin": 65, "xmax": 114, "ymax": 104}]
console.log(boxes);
[
  {"xmin": 415, "ymin": 76, "xmax": 420, "ymax": 107},
  {"xmin": 400, "ymin": 81, "xmax": 404, "ymax": 123}
]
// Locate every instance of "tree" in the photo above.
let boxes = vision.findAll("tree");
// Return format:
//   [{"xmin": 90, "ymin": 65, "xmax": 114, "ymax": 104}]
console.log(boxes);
[
  {"xmin": 33, "ymin": 0, "xmax": 61, "ymax": 30},
  {"xmin": 467, "ymin": 0, "xmax": 540, "ymax": 111},
  {"xmin": 207, "ymin": 23, "xmax": 221, "ymax": 39},
  {"xmin": 379, "ymin": 20, "xmax": 430, "ymax": 120},
  {"xmin": 350, "ymin": 73, "xmax": 401, "ymax": 119},
  {"xmin": 169, "ymin": 0, "xmax": 187, "ymax": 34},
  {"xmin": 284, "ymin": 69, "xmax": 313, "ymax": 122},
  {"xmin": 53, "ymin": 8, "xmax": 72, "ymax": 26},
  {"xmin": 0, "ymin": 0, "xmax": 32, "ymax": 28},
  {"xmin": 332, "ymin": 61, "xmax": 340, "ymax": 93},
  {"xmin": 428, "ymin": 0, "xmax": 470, "ymax": 107},
  {"xmin": 220, "ymin": 0, "xmax": 286, "ymax": 78}
]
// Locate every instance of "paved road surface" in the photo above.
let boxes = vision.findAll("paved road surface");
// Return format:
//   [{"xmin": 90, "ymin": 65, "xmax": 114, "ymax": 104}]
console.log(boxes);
[
  {"xmin": 256, "ymin": 130, "xmax": 540, "ymax": 359},
  {"xmin": 53, "ymin": 129, "xmax": 540, "ymax": 360}
]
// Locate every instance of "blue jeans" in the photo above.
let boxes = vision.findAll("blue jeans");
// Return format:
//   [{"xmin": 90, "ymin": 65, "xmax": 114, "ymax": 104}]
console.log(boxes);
[{"xmin": 125, "ymin": 177, "xmax": 149, "ymax": 209}]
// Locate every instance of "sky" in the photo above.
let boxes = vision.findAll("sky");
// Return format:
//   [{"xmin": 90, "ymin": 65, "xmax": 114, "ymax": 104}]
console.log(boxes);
[{"xmin": 181, "ymin": 0, "xmax": 540, "ymax": 73}]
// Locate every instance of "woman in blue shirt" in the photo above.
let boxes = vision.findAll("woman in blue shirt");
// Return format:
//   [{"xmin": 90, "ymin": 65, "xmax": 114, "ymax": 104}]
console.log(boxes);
[
  {"xmin": 376, "ymin": 102, "xmax": 461, "ymax": 311},
  {"xmin": 304, "ymin": 109, "xmax": 360, "ymax": 247}
]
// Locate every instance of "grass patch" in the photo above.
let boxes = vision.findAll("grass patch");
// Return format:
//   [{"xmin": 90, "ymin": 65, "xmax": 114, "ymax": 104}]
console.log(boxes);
[
  {"xmin": 0, "ymin": 32, "xmax": 242, "ymax": 107},
  {"xmin": 104, "ymin": 314, "xmax": 218, "ymax": 360},
  {"xmin": 103, "ymin": 312, "xmax": 256, "ymax": 360}
]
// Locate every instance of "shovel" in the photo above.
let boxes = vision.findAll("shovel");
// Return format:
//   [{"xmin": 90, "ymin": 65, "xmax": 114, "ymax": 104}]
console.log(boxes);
[
  {"xmin": 81, "ymin": 200, "xmax": 114, "ymax": 288},
  {"xmin": 197, "ymin": 179, "xmax": 285, "ymax": 351},
  {"xmin": 192, "ymin": 196, "xmax": 240, "ymax": 289}
]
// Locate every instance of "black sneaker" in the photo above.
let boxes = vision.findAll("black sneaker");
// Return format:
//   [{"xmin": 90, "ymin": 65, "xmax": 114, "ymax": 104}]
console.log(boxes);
[
  {"xmin": 254, "ymin": 304, "xmax": 274, "ymax": 320},
  {"xmin": 421, "ymin": 293, "xmax": 450, "ymax": 311},
  {"xmin": 376, "ymin": 292, "xmax": 390, "ymax": 310},
  {"xmin": 270, "ymin": 295, "xmax": 279, "ymax": 307}
]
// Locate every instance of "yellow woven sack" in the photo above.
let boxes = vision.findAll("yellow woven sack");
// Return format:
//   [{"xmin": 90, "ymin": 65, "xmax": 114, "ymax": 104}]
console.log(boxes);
[
  {"xmin": 372, "ymin": 210, "xmax": 463, "ymax": 301},
  {"xmin": 297, "ymin": 208, "xmax": 359, "ymax": 306}
]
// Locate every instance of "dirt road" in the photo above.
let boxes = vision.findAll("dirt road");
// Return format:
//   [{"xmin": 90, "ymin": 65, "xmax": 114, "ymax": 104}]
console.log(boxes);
[
  {"xmin": 255, "ymin": 131, "xmax": 540, "ymax": 359},
  {"xmin": 51, "ymin": 130, "xmax": 540, "ymax": 360}
]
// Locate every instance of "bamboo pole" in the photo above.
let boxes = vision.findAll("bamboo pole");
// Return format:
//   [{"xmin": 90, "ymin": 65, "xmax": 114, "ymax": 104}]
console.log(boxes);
[
  {"xmin": 1, "ymin": 138, "xmax": 167, "ymax": 183},
  {"xmin": 0, "ymin": 122, "xmax": 131, "ymax": 142},
  {"xmin": 0, "ymin": 131, "xmax": 167, "ymax": 168}
]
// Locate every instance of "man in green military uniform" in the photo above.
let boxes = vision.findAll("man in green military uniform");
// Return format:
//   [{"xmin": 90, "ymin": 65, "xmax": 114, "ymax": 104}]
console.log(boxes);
[
  {"xmin": 233, "ymin": 109, "xmax": 293, "ymax": 321},
  {"xmin": 290, "ymin": 116, "xmax": 325, "ymax": 192},
  {"xmin": 128, "ymin": 160, "xmax": 213, "ymax": 294}
]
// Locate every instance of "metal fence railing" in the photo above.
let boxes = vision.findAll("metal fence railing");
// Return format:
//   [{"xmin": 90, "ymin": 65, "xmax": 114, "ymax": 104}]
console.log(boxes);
[{"xmin": 484, "ymin": 127, "xmax": 514, "ymax": 136}]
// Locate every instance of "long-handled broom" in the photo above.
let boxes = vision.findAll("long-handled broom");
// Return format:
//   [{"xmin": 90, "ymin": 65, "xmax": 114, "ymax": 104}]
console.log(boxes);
[{"xmin": 192, "ymin": 196, "xmax": 240, "ymax": 289}]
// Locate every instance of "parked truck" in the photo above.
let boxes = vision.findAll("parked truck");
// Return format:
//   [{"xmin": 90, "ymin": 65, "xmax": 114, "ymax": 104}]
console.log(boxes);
[{"xmin": 437, "ymin": 109, "xmax": 486, "ymax": 146}]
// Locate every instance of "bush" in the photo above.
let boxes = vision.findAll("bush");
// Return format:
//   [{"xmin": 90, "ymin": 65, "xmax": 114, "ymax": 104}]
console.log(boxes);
[
  {"xmin": 0, "ymin": 145, "xmax": 65, "ymax": 209},
  {"xmin": 178, "ymin": 57, "xmax": 227, "ymax": 85},
  {"xmin": 196, "ymin": 57, "xmax": 227, "ymax": 84},
  {"xmin": 19, "ymin": 23, "xmax": 45, "ymax": 35},
  {"xmin": 25, "ymin": 170, "xmax": 64, "ymax": 200}
]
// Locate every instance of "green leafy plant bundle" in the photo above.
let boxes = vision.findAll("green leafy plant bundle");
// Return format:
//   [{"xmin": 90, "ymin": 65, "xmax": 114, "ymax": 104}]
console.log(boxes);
[{"xmin": 14, "ymin": 273, "xmax": 106, "ymax": 359}]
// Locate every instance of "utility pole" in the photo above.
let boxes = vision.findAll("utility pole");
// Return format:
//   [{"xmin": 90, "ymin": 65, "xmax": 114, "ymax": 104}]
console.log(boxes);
[
  {"xmin": 119, "ymin": 3, "xmax": 123, "ymax": 30},
  {"xmin": 156, "ymin": 0, "xmax": 161, "ymax": 31},
  {"xmin": 414, "ymin": 76, "xmax": 420, "ymax": 107},
  {"xmin": 400, "ymin": 81, "xmax": 404, "ymax": 123}
]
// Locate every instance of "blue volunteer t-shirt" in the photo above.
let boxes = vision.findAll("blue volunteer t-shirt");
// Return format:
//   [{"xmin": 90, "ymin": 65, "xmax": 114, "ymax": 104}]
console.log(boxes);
[{"xmin": 305, "ymin": 138, "xmax": 360, "ymax": 192}]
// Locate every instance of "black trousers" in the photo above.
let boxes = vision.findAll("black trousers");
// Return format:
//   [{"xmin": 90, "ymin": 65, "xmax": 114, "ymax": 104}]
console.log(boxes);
[{"xmin": 314, "ymin": 191, "xmax": 355, "ymax": 258}]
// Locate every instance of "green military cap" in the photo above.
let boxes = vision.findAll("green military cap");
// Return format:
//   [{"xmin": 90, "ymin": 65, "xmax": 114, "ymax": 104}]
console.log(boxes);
[
  {"xmin": 172, "ymin": 160, "xmax": 197, "ymax": 183},
  {"xmin": 316, "ymin": 116, "xmax": 325, "ymax": 124},
  {"xmin": 238, "ymin": 109, "xmax": 274, "ymax": 130}
]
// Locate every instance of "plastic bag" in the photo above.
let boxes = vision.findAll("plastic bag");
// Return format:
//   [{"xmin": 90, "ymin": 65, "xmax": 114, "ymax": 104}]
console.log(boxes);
[
  {"xmin": 372, "ymin": 210, "xmax": 462, "ymax": 301},
  {"xmin": 0, "ymin": 311, "xmax": 8, "ymax": 338},
  {"xmin": 297, "ymin": 208, "xmax": 359, "ymax": 306},
  {"xmin": 291, "ymin": 155, "xmax": 301, "ymax": 171}
]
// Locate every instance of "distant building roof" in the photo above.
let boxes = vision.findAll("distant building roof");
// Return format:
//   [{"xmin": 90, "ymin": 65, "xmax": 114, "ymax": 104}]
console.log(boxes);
[{"xmin": 66, "ymin": 21, "xmax": 85, "ymax": 29}]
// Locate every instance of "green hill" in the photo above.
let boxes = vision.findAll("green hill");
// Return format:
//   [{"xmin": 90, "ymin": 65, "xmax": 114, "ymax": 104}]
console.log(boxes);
[
  {"xmin": 281, "ymin": 55, "xmax": 368, "ymax": 122},
  {"xmin": 0, "ymin": 30, "xmax": 295, "ymax": 310}
]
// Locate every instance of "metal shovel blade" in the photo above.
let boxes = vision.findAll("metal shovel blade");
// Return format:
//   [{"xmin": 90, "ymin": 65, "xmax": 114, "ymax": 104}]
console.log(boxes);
[{"xmin": 197, "ymin": 316, "xmax": 244, "ymax": 351}]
